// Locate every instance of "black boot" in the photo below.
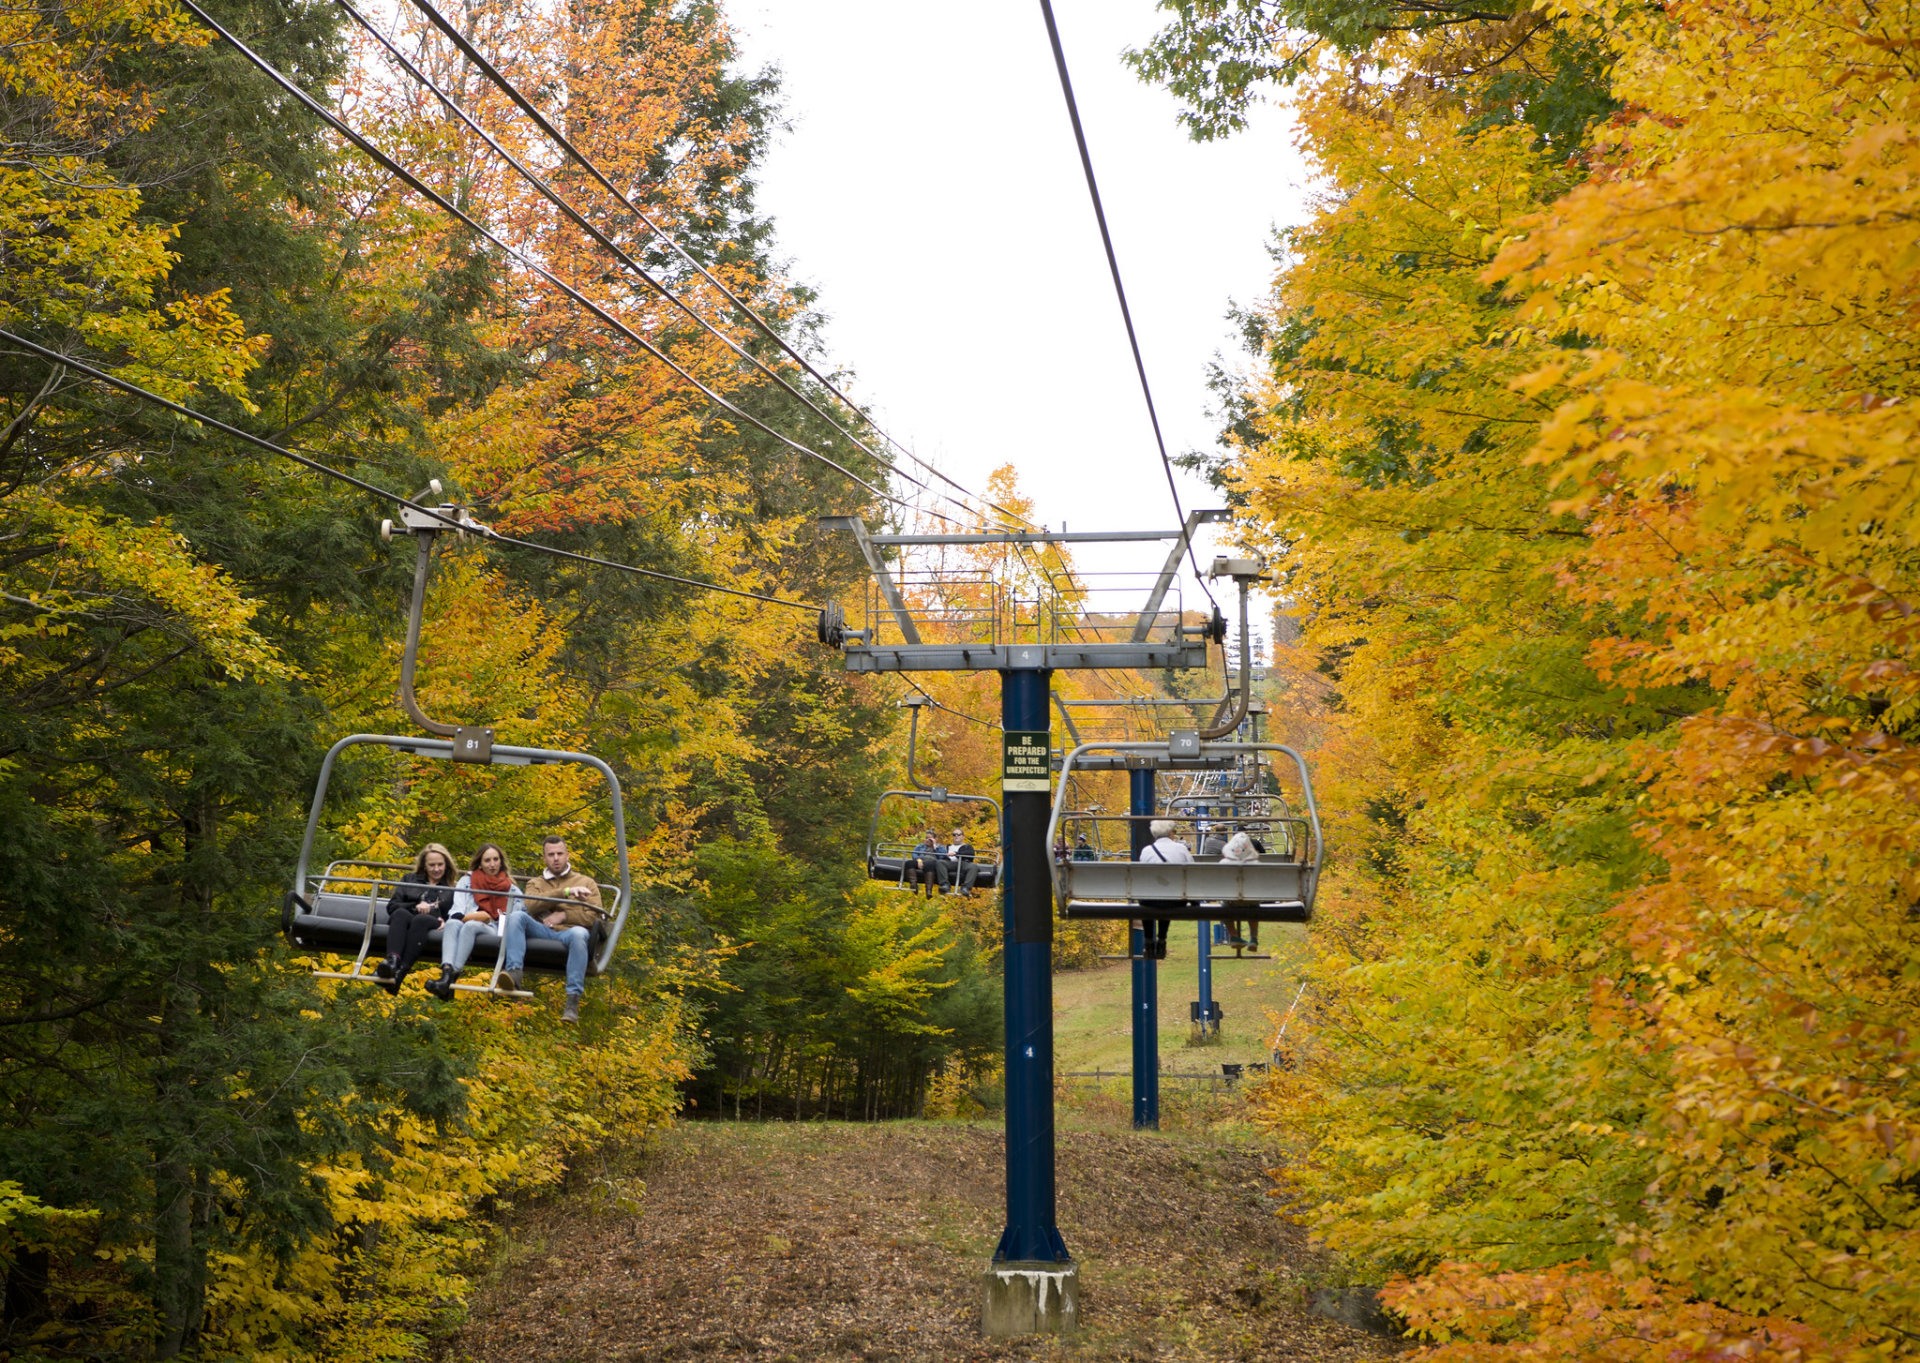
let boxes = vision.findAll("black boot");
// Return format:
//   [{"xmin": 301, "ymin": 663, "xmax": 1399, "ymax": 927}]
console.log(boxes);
[
  {"xmin": 427, "ymin": 965, "xmax": 456, "ymax": 999},
  {"xmin": 374, "ymin": 956, "xmax": 396, "ymax": 980}
]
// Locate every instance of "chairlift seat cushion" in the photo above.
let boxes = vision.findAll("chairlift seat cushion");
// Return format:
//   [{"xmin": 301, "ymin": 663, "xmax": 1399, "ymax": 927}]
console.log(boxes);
[
  {"xmin": 1060, "ymin": 899, "xmax": 1312, "ymax": 923},
  {"xmin": 868, "ymin": 856, "xmax": 999, "ymax": 891},
  {"xmin": 286, "ymin": 892, "xmax": 595, "ymax": 975}
]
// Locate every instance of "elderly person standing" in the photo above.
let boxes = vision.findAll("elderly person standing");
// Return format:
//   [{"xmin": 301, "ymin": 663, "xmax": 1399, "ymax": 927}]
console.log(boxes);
[
  {"xmin": 1135, "ymin": 818, "xmax": 1193, "ymax": 960},
  {"xmin": 501, "ymin": 835, "xmax": 602, "ymax": 1023}
]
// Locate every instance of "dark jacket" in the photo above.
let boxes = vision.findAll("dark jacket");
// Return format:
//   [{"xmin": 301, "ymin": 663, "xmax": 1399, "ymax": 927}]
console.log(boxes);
[
  {"xmin": 948, "ymin": 841, "xmax": 975, "ymax": 865},
  {"xmin": 386, "ymin": 870, "xmax": 456, "ymax": 921}
]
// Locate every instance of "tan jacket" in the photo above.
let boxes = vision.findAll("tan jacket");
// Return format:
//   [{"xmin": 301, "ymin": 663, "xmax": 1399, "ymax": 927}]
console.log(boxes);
[{"xmin": 520, "ymin": 867, "xmax": 603, "ymax": 929}]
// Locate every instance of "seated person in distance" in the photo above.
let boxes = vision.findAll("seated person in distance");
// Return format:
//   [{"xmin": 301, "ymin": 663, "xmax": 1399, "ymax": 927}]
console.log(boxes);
[
  {"xmin": 428, "ymin": 842, "xmax": 521, "ymax": 999},
  {"xmin": 1135, "ymin": 818, "xmax": 1193, "ymax": 960},
  {"xmin": 945, "ymin": 828, "xmax": 978, "ymax": 896},
  {"xmin": 378, "ymin": 842, "xmax": 458, "ymax": 995},
  {"xmin": 501, "ymin": 835, "xmax": 602, "ymax": 1023},
  {"xmin": 903, "ymin": 830, "xmax": 948, "ymax": 896},
  {"xmin": 1218, "ymin": 831, "xmax": 1263, "ymax": 950}
]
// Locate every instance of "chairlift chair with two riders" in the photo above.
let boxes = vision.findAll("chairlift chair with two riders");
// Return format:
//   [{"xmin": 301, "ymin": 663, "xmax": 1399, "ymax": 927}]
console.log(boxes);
[
  {"xmin": 281, "ymin": 490, "xmax": 633, "ymax": 997},
  {"xmin": 865, "ymin": 694, "xmax": 1002, "ymax": 894},
  {"xmin": 1045, "ymin": 558, "xmax": 1323, "ymax": 927}
]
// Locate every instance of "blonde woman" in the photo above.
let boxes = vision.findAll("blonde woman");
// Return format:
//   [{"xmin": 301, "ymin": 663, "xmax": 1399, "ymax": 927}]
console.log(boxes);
[
  {"xmin": 427, "ymin": 843, "xmax": 521, "ymax": 999},
  {"xmin": 377, "ymin": 843, "xmax": 458, "ymax": 995}
]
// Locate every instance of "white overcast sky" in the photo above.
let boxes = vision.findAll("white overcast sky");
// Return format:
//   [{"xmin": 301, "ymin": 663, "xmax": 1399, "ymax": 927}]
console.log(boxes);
[{"xmin": 728, "ymin": 0, "xmax": 1313, "ymax": 601}]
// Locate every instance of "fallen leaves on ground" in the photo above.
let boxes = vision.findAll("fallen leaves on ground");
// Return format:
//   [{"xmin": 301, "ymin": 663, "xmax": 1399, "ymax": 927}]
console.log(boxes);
[{"xmin": 442, "ymin": 1119, "xmax": 1395, "ymax": 1362}]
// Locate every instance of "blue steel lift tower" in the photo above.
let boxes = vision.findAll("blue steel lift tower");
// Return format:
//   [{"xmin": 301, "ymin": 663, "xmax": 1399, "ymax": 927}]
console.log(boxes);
[{"xmin": 817, "ymin": 514, "xmax": 1225, "ymax": 1336}]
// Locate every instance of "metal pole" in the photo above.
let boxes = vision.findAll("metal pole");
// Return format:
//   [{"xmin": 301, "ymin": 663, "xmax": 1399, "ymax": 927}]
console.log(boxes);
[
  {"xmin": 1197, "ymin": 918, "xmax": 1214, "ymax": 1034},
  {"xmin": 1129, "ymin": 764, "xmax": 1159, "ymax": 1131},
  {"xmin": 994, "ymin": 667, "xmax": 1069, "ymax": 1264}
]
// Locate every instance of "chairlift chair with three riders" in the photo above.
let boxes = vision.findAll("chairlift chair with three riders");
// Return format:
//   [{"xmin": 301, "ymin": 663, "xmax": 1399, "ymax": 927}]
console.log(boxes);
[
  {"xmin": 281, "ymin": 489, "xmax": 633, "ymax": 997},
  {"xmin": 1045, "ymin": 558, "xmax": 1323, "ymax": 926},
  {"xmin": 865, "ymin": 694, "xmax": 1002, "ymax": 893}
]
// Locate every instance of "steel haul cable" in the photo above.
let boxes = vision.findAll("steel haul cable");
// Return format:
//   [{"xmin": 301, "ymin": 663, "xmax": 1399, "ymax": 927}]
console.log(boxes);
[
  {"xmin": 0, "ymin": 328, "xmax": 824, "ymax": 614},
  {"xmin": 1034, "ymin": 0, "xmax": 1217, "ymax": 608},
  {"xmin": 397, "ymin": 0, "xmax": 1039, "ymax": 532},
  {"xmin": 339, "ymin": 0, "xmax": 1010, "ymax": 533},
  {"xmin": 175, "ymin": 0, "xmax": 956, "ymax": 527}
]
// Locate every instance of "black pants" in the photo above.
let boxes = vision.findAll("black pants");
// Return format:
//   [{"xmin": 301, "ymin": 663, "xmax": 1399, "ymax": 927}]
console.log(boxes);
[
  {"xmin": 904, "ymin": 858, "xmax": 948, "ymax": 894},
  {"xmin": 951, "ymin": 859, "xmax": 979, "ymax": 895},
  {"xmin": 1134, "ymin": 916, "xmax": 1171, "ymax": 957},
  {"xmin": 386, "ymin": 907, "xmax": 439, "ymax": 977}
]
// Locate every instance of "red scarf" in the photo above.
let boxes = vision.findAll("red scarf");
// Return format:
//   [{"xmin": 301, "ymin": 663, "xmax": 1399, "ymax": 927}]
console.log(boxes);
[{"xmin": 470, "ymin": 869, "xmax": 513, "ymax": 916}]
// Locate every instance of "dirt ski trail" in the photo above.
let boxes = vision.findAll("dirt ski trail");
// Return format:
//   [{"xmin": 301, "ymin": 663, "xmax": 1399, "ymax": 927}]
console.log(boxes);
[{"xmin": 442, "ymin": 1120, "xmax": 1394, "ymax": 1362}]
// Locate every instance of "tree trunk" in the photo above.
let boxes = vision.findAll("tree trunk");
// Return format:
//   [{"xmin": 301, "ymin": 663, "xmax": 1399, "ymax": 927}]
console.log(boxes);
[
  {"xmin": 153, "ymin": 790, "xmax": 215, "ymax": 1357},
  {"xmin": 2, "ymin": 1246, "xmax": 49, "ymax": 1331},
  {"xmin": 151, "ymin": 1161, "xmax": 205, "ymax": 1358}
]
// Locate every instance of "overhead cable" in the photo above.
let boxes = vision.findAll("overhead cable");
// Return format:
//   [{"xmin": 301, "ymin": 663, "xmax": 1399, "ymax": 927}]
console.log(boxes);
[
  {"xmin": 397, "ymin": 0, "xmax": 1038, "ymax": 531},
  {"xmin": 179, "ymin": 0, "xmax": 951, "ymax": 527},
  {"xmin": 0, "ymin": 329, "xmax": 823, "ymax": 614},
  {"xmin": 338, "ymin": 0, "xmax": 1010, "ymax": 533},
  {"xmin": 902, "ymin": 678, "xmax": 1000, "ymax": 732},
  {"xmin": 1034, "ymin": 0, "xmax": 1217, "ymax": 607}
]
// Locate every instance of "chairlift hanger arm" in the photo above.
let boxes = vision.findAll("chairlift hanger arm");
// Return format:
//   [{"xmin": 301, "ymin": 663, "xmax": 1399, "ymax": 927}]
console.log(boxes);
[
  {"xmin": 1198, "ymin": 560, "xmax": 1268, "ymax": 740},
  {"xmin": 903, "ymin": 695, "xmax": 931, "ymax": 792},
  {"xmin": 398, "ymin": 532, "xmax": 458, "ymax": 738}
]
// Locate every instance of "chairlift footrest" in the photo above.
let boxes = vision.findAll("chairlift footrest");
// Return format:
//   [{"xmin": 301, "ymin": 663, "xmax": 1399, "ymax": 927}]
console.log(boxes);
[{"xmin": 451, "ymin": 982, "xmax": 536, "ymax": 999}]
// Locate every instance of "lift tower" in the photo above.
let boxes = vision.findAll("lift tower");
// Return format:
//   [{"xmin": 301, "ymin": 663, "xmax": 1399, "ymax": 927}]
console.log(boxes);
[{"xmin": 818, "ymin": 514, "xmax": 1225, "ymax": 1335}]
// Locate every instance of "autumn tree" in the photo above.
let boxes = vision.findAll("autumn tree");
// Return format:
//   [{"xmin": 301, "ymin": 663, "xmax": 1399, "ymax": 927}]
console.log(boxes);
[{"xmin": 1141, "ymin": 0, "xmax": 1920, "ymax": 1353}]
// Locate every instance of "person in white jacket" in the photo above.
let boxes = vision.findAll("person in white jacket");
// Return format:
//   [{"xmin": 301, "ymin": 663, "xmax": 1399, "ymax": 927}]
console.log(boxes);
[
  {"xmin": 1136, "ymin": 819, "xmax": 1193, "ymax": 960},
  {"xmin": 426, "ymin": 843, "xmax": 522, "ymax": 999},
  {"xmin": 1219, "ymin": 830, "xmax": 1263, "ymax": 950}
]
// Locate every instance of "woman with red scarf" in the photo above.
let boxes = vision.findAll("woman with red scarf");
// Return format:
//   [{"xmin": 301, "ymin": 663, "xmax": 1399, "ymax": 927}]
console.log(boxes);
[{"xmin": 426, "ymin": 843, "xmax": 522, "ymax": 999}]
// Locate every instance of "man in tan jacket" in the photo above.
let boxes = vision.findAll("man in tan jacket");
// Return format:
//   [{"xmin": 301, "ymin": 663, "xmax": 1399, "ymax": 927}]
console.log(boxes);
[{"xmin": 502, "ymin": 835, "xmax": 603, "ymax": 1021}]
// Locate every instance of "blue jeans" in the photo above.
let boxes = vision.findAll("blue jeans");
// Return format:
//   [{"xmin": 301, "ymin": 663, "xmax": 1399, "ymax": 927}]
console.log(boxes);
[
  {"xmin": 440, "ymin": 917, "xmax": 500, "ymax": 970},
  {"xmin": 503, "ymin": 909, "xmax": 589, "ymax": 995}
]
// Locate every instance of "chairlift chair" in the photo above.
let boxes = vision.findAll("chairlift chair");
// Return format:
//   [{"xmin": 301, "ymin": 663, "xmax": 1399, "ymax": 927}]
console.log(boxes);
[
  {"xmin": 1047, "ymin": 739, "xmax": 1322, "ymax": 924},
  {"xmin": 865, "ymin": 788, "xmax": 1003, "ymax": 892},
  {"xmin": 284, "ymin": 734, "xmax": 634, "ymax": 994},
  {"xmin": 865, "ymin": 693, "xmax": 1002, "ymax": 893},
  {"xmin": 281, "ymin": 498, "xmax": 632, "ymax": 995}
]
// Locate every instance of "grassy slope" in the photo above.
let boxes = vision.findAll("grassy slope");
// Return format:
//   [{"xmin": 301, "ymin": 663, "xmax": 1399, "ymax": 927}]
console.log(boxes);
[{"xmin": 1053, "ymin": 923, "xmax": 1308, "ymax": 1075}]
